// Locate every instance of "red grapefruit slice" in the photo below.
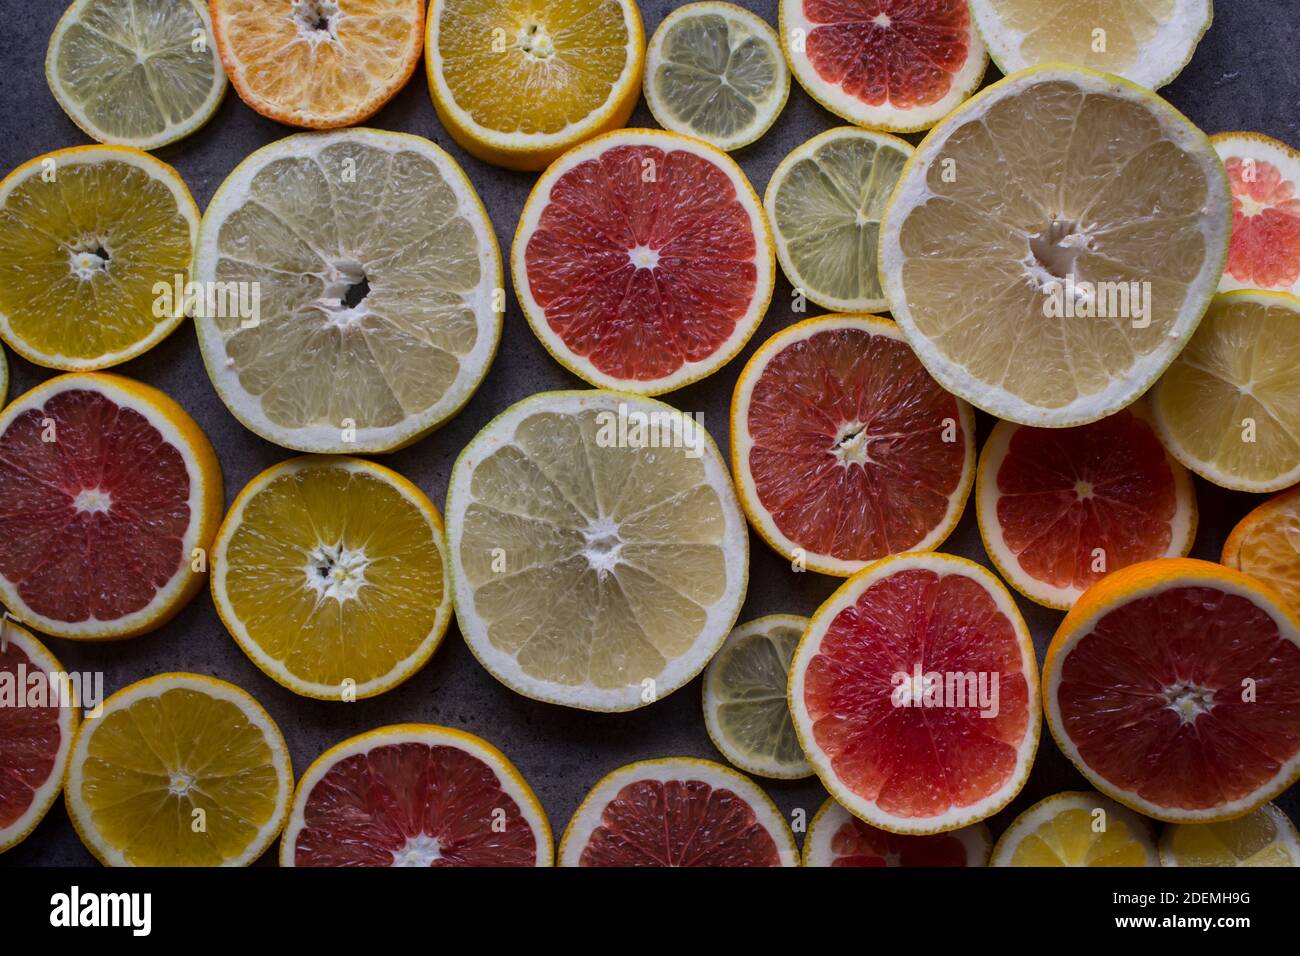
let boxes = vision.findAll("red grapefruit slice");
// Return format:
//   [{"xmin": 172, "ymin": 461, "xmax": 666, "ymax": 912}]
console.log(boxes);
[
  {"xmin": 976, "ymin": 406, "xmax": 1197, "ymax": 609},
  {"xmin": 281, "ymin": 724, "xmax": 552, "ymax": 867},
  {"xmin": 558, "ymin": 758, "xmax": 798, "ymax": 866},
  {"xmin": 0, "ymin": 373, "xmax": 222, "ymax": 640},
  {"xmin": 732, "ymin": 315, "xmax": 975, "ymax": 577},
  {"xmin": 513, "ymin": 129, "xmax": 774, "ymax": 394},
  {"xmin": 1045, "ymin": 559, "xmax": 1300, "ymax": 822},
  {"xmin": 790, "ymin": 552, "xmax": 1039, "ymax": 834},
  {"xmin": 803, "ymin": 797, "xmax": 991, "ymax": 866},
  {"xmin": 779, "ymin": 0, "xmax": 987, "ymax": 132},
  {"xmin": 1214, "ymin": 132, "xmax": 1300, "ymax": 296}
]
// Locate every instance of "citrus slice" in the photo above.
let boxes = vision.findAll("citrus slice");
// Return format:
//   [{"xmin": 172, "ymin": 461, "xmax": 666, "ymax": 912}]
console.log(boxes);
[
  {"xmin": 0, "ymin": 373, "xmax": 222, "ymax": 640},
  {"xmin": 513, "ymin": 129, "xmax": 774, "ymax": 395},
  {"xmin": 46, "ymin": 0, "xmax": 227, "ymax": 149},
  {"xmin": 789, "ymin": 552, "xmax": 1039, "ymax": 834},
  {"xmin": 804, "ymin": 798, "xmax": 991, "ymax": 867},
  {"xmin": 702, "ymin": 615, "xmax": 812, "ymax": 779},
  {"xmin": 879, "ymin": 66, "xmax": 1232, "ymax": 427},
  {"xmin": 989, "ymin": 791, "xmax": 1159, "ymax": 866},
  {"xmin": 427, "ymin": 0, "xmax": 644, "ymax": 171},
  {"xmin": 211, "ymin": 457, "xmax": 451, "ymax": 701},
  {"xmin": 969, "ymin": 0, "xmax": 1212, "ymax": 90},
  {"xmin": 977, "ymin": 406, "xmax": 1197, "ymax": 609},
  {"xmin": 193, "ymin": 128, "xmax": 502, "ymax": 454},
  {"xmin": 643, "ymin": 2, "xmax": 789, "ymax": 152},
  {"xmin": 65, "ymin": 673, "xmax": 293, "ymax": 866},
  {"xmin": 0, "ymin": 622, "xmax": 78, "ymax": 854},
  {"xmin": 1150, "ymin": 291, "xmax": 1300, "ymax": 492},
  {"xmin": 1044, "ymin": 558, "xmax": 1300, "ymax": 822},
  {"xmin": 1214, "ymin": 132, "xmax": 1300, "ymax": 296},
  {"xmin": 1223, "ymin": 485, "xmax": 1300, "ymax": 618},
  {"xmin": 765, "ymin": 128, "xmax": 912, "ymax": 312},
  {"xmin": 732, "ymin": 315, "xmax": 974, "ymax": 577},
  {"xmin": 281, "ymin": 724, "xmax": 552, "ymax": 866},
  {"xmin": 558, "ymin": 758, "xmax": 798, "ymax": 866},
  {"xmin": 0, "ymin": 146, "xmax": 198, "ymax": 371},
  {"xmin": 779, "ymin": 0, "xmax": 987, "ymax": 132},
  {"xmin": 0, "ymin": 345, "xmax": 6, "ymax": 406},
  {"xmin": 1160, "ymin": 803, "xmax": 1300, "ymax": 867},
  {"xmin": 210, "ymin": 0, "xmax": 424, "ymax": 128},
  {"xmin": 446, "ymin": 390, "xmax": 749, "ymax": 711}
]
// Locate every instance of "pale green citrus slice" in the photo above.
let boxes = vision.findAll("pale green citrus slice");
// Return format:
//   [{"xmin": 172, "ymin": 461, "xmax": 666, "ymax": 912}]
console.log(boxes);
[
  {"xmin": 1160, "ymin": 803, "xmax": 1300, "ymax": 867},
  {"xmin": 702, "ymin": 614, "xmax": 812, "ymax": 779},
  {"xmin": 46, "ymin": 0, "xmax": 227, "ymax": 150},
  {"xmin": 990, "ymin": 791, "xmax": 1159, "ymax": 866},
  {"xmin": 446, "ymin": 390, "xmax": 749, "ymax": 711},
  {"xmin": 765, "ymin": 128, "xmax": 912, "ymax": 312},
  {"xmin": 193, "ymin": 128, "xmax": 502, "ymax": 453},
  {"xmin": 643, "ymin": 2, "xmax": 789, "ymax": 152}
]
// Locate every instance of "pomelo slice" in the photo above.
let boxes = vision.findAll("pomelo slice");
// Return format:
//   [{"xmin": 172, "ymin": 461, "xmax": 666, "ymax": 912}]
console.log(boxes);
[
  {"xmin": 977, "ymin": 406, "xmax": 1197, "ymax": 609},
  {"xmin": 0, "ymin": 373, "xmax": 222, "ymax": 640},
  {"xmin": 446, "ymin": 390, "xmax": 749, "ymax": 711},
  {"xmin": 732, "ymin": 315, "xmax": 974, "ymax": 577},
  {"xmin": 1223, "ymin": 485, "xmax": 1300, "ymax": 619},
  {"xmin": 513, "ymin": 129, "xmax": 774, "ymax": 395},
  {"xmin": 1160, "ymin": 803, "xmax": 1300, "ymax": 867},
  {"xmin": 65, "ymin": 673, "xmax": 293, "ymax": 866},
  {"xmin": 558, "ymin": 758, "xmax": 798, "ymax": 866},
  {"xmin": 880, "ymin": 65, "xmax": 1232, "ymax": 427},
  {"xmin": 1214, "ymin": 132, "xmax": 1300, "ymax": 296},
  {"xmin": 803, "ymin": 797, "xmax": 991, "ymax": 866},
  {"xmin": 779, "ymin": 0, "xmax": 987, "ymax": 132},
  {"xmin": 281, "ymin": 724, "xmax": 552, "ymax": 867},
  {"xmin": 989, "ymin": 791, "xmax": 1159, "ymax": 866},
  {"xmin": 1044, "ymin": 558, "xmax": 1300, "ymax": 822},
  {"xmin": 0, "ymin": 622, "xmax": 78, "ymax": 853},
  {"xmin": 790, "ymin": 552, "xmax": 1039, "ymax": 834}
]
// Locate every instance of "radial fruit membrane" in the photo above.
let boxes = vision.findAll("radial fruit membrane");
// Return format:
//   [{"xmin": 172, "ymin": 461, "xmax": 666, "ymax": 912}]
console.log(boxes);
[
  {"xmin": 1223, "ymin": 487, "xmax": 1300, "ymax": 618},
  {"xmin": 805, "ymin": 799, "xmax": 990, "ymax": 866},
  {"xmin": 1215, "ymin": 133, "xmax": 1300, "ymax": 295}
]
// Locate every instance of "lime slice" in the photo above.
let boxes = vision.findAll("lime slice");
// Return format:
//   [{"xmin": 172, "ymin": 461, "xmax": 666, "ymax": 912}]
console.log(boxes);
[
  {"xmin": 644, "ymin": 2, "xmax": 789, "ymax": 151},
  {"xmin": 702, "ymin": 615, "xmax": 812, "ymax": 779},
  {"xmin": 46, "ymin": 0, "xmax": 227, "ymax": 150},
  {"xmin": 766, "ymin": 128, "xmax": 913, "ymax": 312}
]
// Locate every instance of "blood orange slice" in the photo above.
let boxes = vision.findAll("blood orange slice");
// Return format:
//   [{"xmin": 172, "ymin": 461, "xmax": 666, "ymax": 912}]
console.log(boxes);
[
  {"xmin": 977, "ymin": 406, "xmax": 1197, "ymax": 609},
  {"xmin": 1044, "ymin": 558, "xmax": 1300, "ymax": 822},
  {"xmin": 1214, "ymin": 132, "xmax": 1300, "ymax": 296},
  {"xmin": 803, "ymin": 798, "xmax": 991, "ymax": 866},
  {"xmin": 732, "ymin": 315, "xmax": 974, "ymax": 577},
  {"xmin": 281, "ymin": 724, "xmax": 552, "ymax": 867},
  {"xmin": 789, "ymin": 552, "xmax": 1039, "ymax": 834},
  {"xmin": 513, "ymin": 129, "xmax": 774, "ymax": 394},
  {"xmin": 0, "ymin": 373, "xmax": 222, "ymax": 640},
  {"xmin": 779, "ymin": 0, "xmax": 987, "ymax": 132},
  {"xmin": 558, "ymin": 758, "xmax": 798, "ymax": 866},
  {"xmin": 0, "ymin": 622, "xmax": 78, "ymax": 853}
]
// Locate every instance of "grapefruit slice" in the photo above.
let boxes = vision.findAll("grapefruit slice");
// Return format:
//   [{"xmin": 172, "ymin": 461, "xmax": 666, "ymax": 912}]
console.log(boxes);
[
  {"xmin": 803, "ymin": 798, "xmax": 991, "ymax": 866},
  {"xmin": 1214, "ymin": 132, "xmax": 1300, "ymax": 296},
  {"xmin": 989, "ymin": 791, "xmax": 1159, "ymax": 866},
  {"xmin": 0, "ymin": 373, "xmax": 222, "ymax": 640},
  {"xmin": 976, "ymin": 406, "xmax": 1197, "ymax": 609},
  {"xmin": 732, "ymin": 315, "xmax": 974, "ymax": 577},
  {"xmin": 1223, "ymin": 485, "xmax": 1300, "ymax": 619},
  {"xmin": 0, "ymin": 622, "xmax": 78, "ymax": 853},
  {"xmin": 1160, "ymin": 803, "xmax": 1300, "ymax": 867},
  {"xmin": 789, "ymin": 552, "xmax": 1039, "ymax": 834},
  {"xmin": 779, "ymin": 0, "xmax": 987, "ymax": 132},
  {"xmin": 281, "ymin": 724, "xmax": 552, "ymax": 867},
  {"xmin": 1044, "ymin": 558, "xmax": 1300, "ymax": 822},
  {"xmin": 558, "ymin": 758, "xmax": 798, "ymax": 866},
  {"xmin": 513, "ymin": 129, "xmax": 774, "ymax": 394}
]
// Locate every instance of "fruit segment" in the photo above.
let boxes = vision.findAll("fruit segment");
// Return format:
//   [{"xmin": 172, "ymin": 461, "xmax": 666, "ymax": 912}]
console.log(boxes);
[
  {"xmin": 1223, "ymin": 486, "xmax": 1300, "ymax": 619},
  {"xmin": 803, "ymin": 798, "xmax": 991, "ymax": 866},
  {"xmin": 990, "ymin": 791, "xmax": 1159, "ymax": 866},
  {"xmin": 1215, "ymin": 133, "xmax": 1300, "ymax": 296}
]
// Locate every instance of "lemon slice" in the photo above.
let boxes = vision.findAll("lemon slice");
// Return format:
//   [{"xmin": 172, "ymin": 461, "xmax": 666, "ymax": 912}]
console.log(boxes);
[
  {"xmin": 446, "ymin": 390, "xmax": 749, "ymax": 711},
  {"xmin": 1151, "ymin": 291, "xmax": 1300, "ymax": 492},
  {"xmin": 643, "ymin": 2, "xmax": 789, "ymax": 152},
  {"xmin": 46, "ymin": 0, "xmax": 227, "ymax": 149},
  {"xmin": 0, "ymin": 146, "xmax": 198, "ymax": 370},
  {"xmin": 702, "ymin": 615, "xmax": 812, "ymax": 779},
  {"xmin": 65, "ymin": 673, "xmax": 293, "ymax": 866},
  {"xmin": 1160, "ymin": 803, "xmax": 1300, "ymax": 867},
  {"xmin": 212, "ymin": 456, "xmax": 451, "ymax": 700},
  {"xmin": 193, "ymin": 128, "xmax": 502, "ymax": 454},
  {"xmin": 880, "ymin": 66, "xmax": 1231, "ymax": 427},
  {"xmin": 990, "ymin": 791, "xmax": 1159, "ymax": 866},
  {"xmin": 765, "ymin": 128, "xmax": 912, "ymax": 312}
]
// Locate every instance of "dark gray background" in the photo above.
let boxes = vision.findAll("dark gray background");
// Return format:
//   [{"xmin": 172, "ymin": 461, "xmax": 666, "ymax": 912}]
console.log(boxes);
[{"xmin": 2, "ymin": 0, "xmax": 1298, "ymax": 865}]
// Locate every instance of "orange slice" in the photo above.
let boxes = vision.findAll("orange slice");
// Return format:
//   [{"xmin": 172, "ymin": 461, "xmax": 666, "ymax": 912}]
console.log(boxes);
[{"xmin": 1222, "ymin": 485, "xmax": 1300, "ymax": 620}]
